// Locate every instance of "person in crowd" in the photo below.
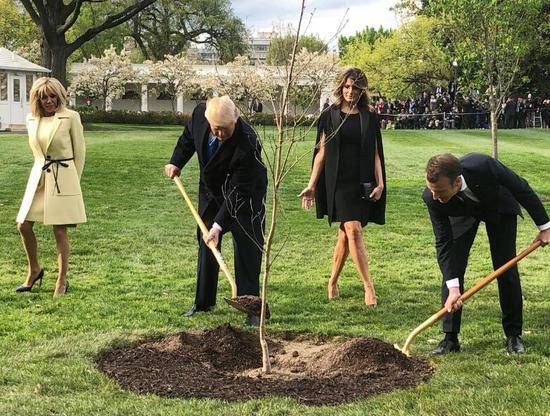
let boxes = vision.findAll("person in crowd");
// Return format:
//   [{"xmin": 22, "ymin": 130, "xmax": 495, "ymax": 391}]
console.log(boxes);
[
  {"xmin": 15, "ymin": 77, "xmax": 86, "ymax": 296},
  {"xmin": 164, "ymin": 96, "xmax": 267, "ymax": 325},
  {"xmin": 541, "ymin": 98, "xmax": 550, "ymax": 128},
  {"xmin": 423, "ymin": 153, "xmax": 549, "ymax": 355},
  {"xmin": 504, "ymin": 97, "xmax": 516, "ymax": 129},
  {"xmin": 300, "ymin": 68, "xmax": 386, "ymax": 306}
]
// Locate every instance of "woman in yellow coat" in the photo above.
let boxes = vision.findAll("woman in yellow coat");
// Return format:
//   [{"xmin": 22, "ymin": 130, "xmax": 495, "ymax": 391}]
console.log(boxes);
[{"xmin": 15, "ymin": 77, "xmax": 86, "ymax": 296}]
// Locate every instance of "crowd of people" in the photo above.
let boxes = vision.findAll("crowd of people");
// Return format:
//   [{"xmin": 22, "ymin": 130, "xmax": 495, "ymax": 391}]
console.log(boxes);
[{"xmin": 373, "ymin": 88, "xmax": 550, "ymax": 130}]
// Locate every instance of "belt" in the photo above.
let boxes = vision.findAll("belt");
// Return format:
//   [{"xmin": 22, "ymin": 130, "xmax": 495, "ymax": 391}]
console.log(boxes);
[{"xmin": 42, "ymin": 157, "xmax": 74, "ymax": 194}]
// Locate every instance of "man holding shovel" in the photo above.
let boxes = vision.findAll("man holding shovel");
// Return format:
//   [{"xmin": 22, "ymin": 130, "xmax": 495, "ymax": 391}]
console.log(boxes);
[
  {"xmin": 165, "ymin": 96, "xmax": 267, "ymax": 326},
  {"xmin": 423, "ymin": 153, "xmax": 549, "ymax": 355}
]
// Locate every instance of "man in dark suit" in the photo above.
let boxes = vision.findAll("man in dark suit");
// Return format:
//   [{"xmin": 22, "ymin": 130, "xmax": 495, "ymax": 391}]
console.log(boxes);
[
  {"xmin": 423, "ymin": 153, "xmax": 549, "ymax": 355},
  {"xmin": 165, "ymin": 96, "xmax": 267, "ymax": 325}
]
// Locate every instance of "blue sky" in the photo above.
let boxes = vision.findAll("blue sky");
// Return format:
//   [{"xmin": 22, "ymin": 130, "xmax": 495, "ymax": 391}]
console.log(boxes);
[{"xmin": 230, "ymin": 0, "xmax": 400, "ymax": 47}]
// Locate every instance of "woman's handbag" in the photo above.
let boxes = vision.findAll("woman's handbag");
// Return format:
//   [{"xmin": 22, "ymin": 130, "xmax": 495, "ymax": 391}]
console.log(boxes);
[{"xmin": 360, "ymin": 182, "xmax": 377, "ymax": 202}]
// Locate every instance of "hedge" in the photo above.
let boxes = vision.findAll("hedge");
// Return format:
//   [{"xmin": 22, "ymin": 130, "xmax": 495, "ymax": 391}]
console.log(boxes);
[
  {"xmin": 76, "ymin": 108, "xmax": 318, "ymax": 127},
  {"xmin": 79, "ymin": 109, "xmax": 191, "ymax": 125}
]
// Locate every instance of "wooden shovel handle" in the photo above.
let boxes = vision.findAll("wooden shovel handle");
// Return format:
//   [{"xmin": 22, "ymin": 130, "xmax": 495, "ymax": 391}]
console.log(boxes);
[
  {"xmin": 400, "ymin": 240, "xmax": 542, "ymax": 354},
  {"xmin": 172, "ymin": 176, "xmax": 237, "ymax": 298}
]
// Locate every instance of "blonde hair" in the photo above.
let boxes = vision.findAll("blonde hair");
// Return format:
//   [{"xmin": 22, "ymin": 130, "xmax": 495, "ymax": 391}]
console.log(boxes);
[
  {"xmin": 332, "ymin": 67, "xmax": 371, "ymax": 110},
  {"xmin": 30, "ymin": 77, "xmax": 67, "ymax": 117},
  {"xmin": 205, "ymin": 95, "xmax": 239, "ymax": 127}
]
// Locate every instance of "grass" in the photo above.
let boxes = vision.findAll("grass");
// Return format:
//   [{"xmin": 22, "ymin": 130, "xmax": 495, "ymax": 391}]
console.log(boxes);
[{"xmin": 0, "ymin": 124, "xmax": 549, "ymax": 415}]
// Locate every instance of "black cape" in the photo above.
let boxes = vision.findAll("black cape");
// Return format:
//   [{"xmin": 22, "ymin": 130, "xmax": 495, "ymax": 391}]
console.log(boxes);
[{"xmin": 313, "ymin": 104, "xmax": 387, "ymax": 225}]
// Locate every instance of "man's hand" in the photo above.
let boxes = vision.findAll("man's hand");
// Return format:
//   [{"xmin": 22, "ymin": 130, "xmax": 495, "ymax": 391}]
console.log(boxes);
[
  {"xmin": 445, "ymin": 287, "xmax": 463, "ymax": 313},
  {"xmin": 535, "ymin": 228, "xmax": 550, "ymax": 246},
  {"xmin": 164, "ymin": 164, "xmax": 181, "ymax": 179},
  {"xmin": 204, "ymin": 227, "xmax": 220, "ymax": 247}
]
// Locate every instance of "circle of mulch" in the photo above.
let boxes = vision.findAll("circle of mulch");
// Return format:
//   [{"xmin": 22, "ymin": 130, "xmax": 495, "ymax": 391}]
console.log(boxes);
[{"xmin": 96, "ymin": 324, "xmax": 433, "ymax": 406}]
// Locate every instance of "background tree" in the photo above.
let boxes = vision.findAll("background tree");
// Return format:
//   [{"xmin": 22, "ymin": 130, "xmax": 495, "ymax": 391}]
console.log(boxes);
[
  {"xmin": 69, "ymin": 46, "xmax": 135, "ymax": 110},
  {"xmin": 266, "ymin": 30, "xmax": 327, "ymax": 65},
  {"xmin": 211, "ymin": 55, "xmax": 276, "ymax": 116},
  {"xmin": 281, "ymin": 48, "xmax": 339, "ymax": 115},
  {"xmin": 426, "ymin": 0, "xmax": 542, "ymax": 159},
  {"xmin": 337, "ymin": 26, "xmax": 392, "ymax": 58},
  {"xmin": 342, "ymin": 16, "xmax": 450, "ymax": 98},
  {"xmin": 0, "ymin": 0, "xmax": 40, "ymax": 51},
  {"xmin": 128, "ymin": 0, "xmax": 247, "ymax": 62},
  {"xmin": 145, "ymin": 53, "xmax": 198, "ymax": 111},
  {"xmin": 19, "ymin": 0, "xmax": 156, "ymax": 86},
  {"xmin": 67, "ymin": 1, "xmax": 130, "ymax": 63},
  {"xmin": 517, "ymin": 2, "xmax": 550, "ymax": 95}
]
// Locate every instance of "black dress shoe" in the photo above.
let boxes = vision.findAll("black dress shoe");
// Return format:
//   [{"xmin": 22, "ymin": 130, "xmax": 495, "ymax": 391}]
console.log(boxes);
[
  {"xmin": 244, "ymin": 314, "xmax": 260, "ymax": 327},
  {"xmin": 15, "ymin": 269, "xmax": 44, "ymax": 293},
  {"xmin": 506, "ymin": 335, "xmax": 525, "ymax": 354},
  {"xmin": 431, "ymin": 338, "xmax": 460, "ymax": 355},
  {"xmin": 184, "ymin": 305, "xmax": 211, "ymax": 317}
]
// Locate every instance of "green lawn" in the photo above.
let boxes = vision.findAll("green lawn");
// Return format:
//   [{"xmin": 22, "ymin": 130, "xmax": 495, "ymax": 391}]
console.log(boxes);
[{"xmin": 0, "ymin": 125, "xmax": 549, "ymax": 415}]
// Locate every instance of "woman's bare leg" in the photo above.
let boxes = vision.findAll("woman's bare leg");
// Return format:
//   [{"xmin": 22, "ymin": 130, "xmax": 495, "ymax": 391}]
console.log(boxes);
[
  {"xmin": 17, "ymin": 221, "xmax": 42, "ymax": 285},
  {"xmin": 328, "ymin": 227, "xmax": 349, "ymax": 299},
  {"xmin": 52, "ymin": 225, "xmax": 69, "ymax": 295},
  {"xmin": 343, "ymin": 221, "xmax": 377, "ymax": 306}
]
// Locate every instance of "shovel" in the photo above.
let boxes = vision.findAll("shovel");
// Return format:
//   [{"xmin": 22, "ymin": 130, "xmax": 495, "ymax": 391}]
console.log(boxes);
[
  {"xmin": 395, "ymin": 240, "xmax": 542, "ymax": 356},
  {"xmin": 172, "ymin": 176, "xmax": 265, "ymax": 316}
]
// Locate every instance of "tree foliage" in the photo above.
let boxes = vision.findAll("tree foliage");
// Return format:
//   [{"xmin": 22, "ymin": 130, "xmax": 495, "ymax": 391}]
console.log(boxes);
[
  {"xmin": 0, "ymin": 0, "xmax": 40, "ymax": 51},
  {"xmin": 338, "ymin": 26, "xmax": 392, "ymax": 58},
  {"xmin": 342, "ymin": 16, "xmax": 450, "ymax": 98},
  {"xmin": 128, "ymin": 0, "xmax": 247, "ymax": 62},
  {"xmin": 19, "ymin": 0, "xmax": 155, "ymax": 85},
  {"xmin": 266, "ymin": 30, "xmax": 326, "ymax": 65},
  {"xmin": 426, "ymin": 0, "xmax": 542, "ymax": 158}
]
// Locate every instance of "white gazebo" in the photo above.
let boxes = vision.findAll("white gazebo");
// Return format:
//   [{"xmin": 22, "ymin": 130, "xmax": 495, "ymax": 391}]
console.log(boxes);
[{"xmin": 0, "ymin": 48, "xmax": 50, "ymax": 131}]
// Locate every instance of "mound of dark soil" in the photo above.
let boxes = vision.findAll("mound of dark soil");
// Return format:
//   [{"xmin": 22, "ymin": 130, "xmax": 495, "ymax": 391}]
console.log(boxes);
[{"xmin": 97, "ymin": 324, "xmax": 432, "ymax": 405}]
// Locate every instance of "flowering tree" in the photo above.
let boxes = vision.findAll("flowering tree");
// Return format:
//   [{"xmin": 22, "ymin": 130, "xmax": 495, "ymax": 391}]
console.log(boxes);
[
  {"xmin": 15, "ymin": 40, "xmax": 42, "ymax": 65},
  {"xmin": 279, "ymin": 47, "xmax": 340, "ymax": 118},
  {"xmin": 212, "ymin": 55, "xmax": 277, "ymax": 116},
  {"xmin": 69, "ymin": 46, "xmax": 135, "ymax": 111},
  {"xmin": 146, "ymin": 53, "xmax": 198, "ymax": 111}
]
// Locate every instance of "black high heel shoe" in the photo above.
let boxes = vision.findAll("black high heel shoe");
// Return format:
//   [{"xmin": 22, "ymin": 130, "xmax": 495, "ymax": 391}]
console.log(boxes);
[{"xmin": 15, "ymin": 269, "xmax": 44, "ymax": 292}]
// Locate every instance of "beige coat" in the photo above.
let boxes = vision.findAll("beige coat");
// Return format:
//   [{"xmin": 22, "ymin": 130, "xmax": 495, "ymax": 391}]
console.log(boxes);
[{"xmin": 16, "ymin": 108, "xmax": 86, "ymax": 225}]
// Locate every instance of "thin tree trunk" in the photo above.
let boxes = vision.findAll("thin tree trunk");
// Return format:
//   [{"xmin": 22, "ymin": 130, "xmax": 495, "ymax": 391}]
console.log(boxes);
[{"xmin": 489, "ymin": 95, "xmax": 499, "ymax": 160}]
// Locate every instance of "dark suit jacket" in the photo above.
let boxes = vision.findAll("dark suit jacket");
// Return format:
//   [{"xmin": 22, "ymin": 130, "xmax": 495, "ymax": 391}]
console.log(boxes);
[
  {"xmin": 423, "ymin": 152, "xmax": 549, "ymax": 282},
  {"xmin": 170, "ymin": 103, "xmax": 267, "ymax": 230},
  {"xmin": 313, "ymin": 104, "xmax": 387, "ymax": 225}
]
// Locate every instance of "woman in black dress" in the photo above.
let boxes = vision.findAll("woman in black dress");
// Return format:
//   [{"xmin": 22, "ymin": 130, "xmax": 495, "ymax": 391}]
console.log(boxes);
[{"xmin": 300, "ymin": 68, "xmax": 386, "ymax": 306}]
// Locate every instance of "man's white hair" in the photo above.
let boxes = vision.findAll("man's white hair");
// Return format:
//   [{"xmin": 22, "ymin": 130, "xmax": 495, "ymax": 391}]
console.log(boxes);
[{"xmin": 205, "ymin": 95, "xmax": 239, "ymax": 127}]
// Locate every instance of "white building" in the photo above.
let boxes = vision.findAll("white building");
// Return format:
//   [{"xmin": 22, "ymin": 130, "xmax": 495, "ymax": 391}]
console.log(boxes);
[
  {"xmin": 0, "ymin": 48, "xmax": 50, "ymax": 131},
  {"xmin": 69, "ymin": 62, "xmax": 321, "ymax": 115},
  {"xmin": 248, "ymin": 32, "xmax": 272, "ymax": 63}
]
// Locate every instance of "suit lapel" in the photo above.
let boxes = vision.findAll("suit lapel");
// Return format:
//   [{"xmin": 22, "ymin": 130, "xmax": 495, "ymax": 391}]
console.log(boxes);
[
  {"xmin": 27, "ymin": 115, "xmax": 43, "ymax": 157},
  {"xmin": 198, "ymin": 119, "xmax": 211, "ymax": 164},
  {"xmin": 462, "ymin": 170, "xmax": 483, "ymax": 201}
]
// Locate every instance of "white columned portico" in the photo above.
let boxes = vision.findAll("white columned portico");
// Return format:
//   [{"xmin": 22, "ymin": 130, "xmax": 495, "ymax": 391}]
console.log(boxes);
[
  {"xmin": 177, "ymin": 94, "xmax": 184, "ymax": 112},
  {"xmin": 141, "ymin": 83, "xmax": 148, "ymax": 112}
]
